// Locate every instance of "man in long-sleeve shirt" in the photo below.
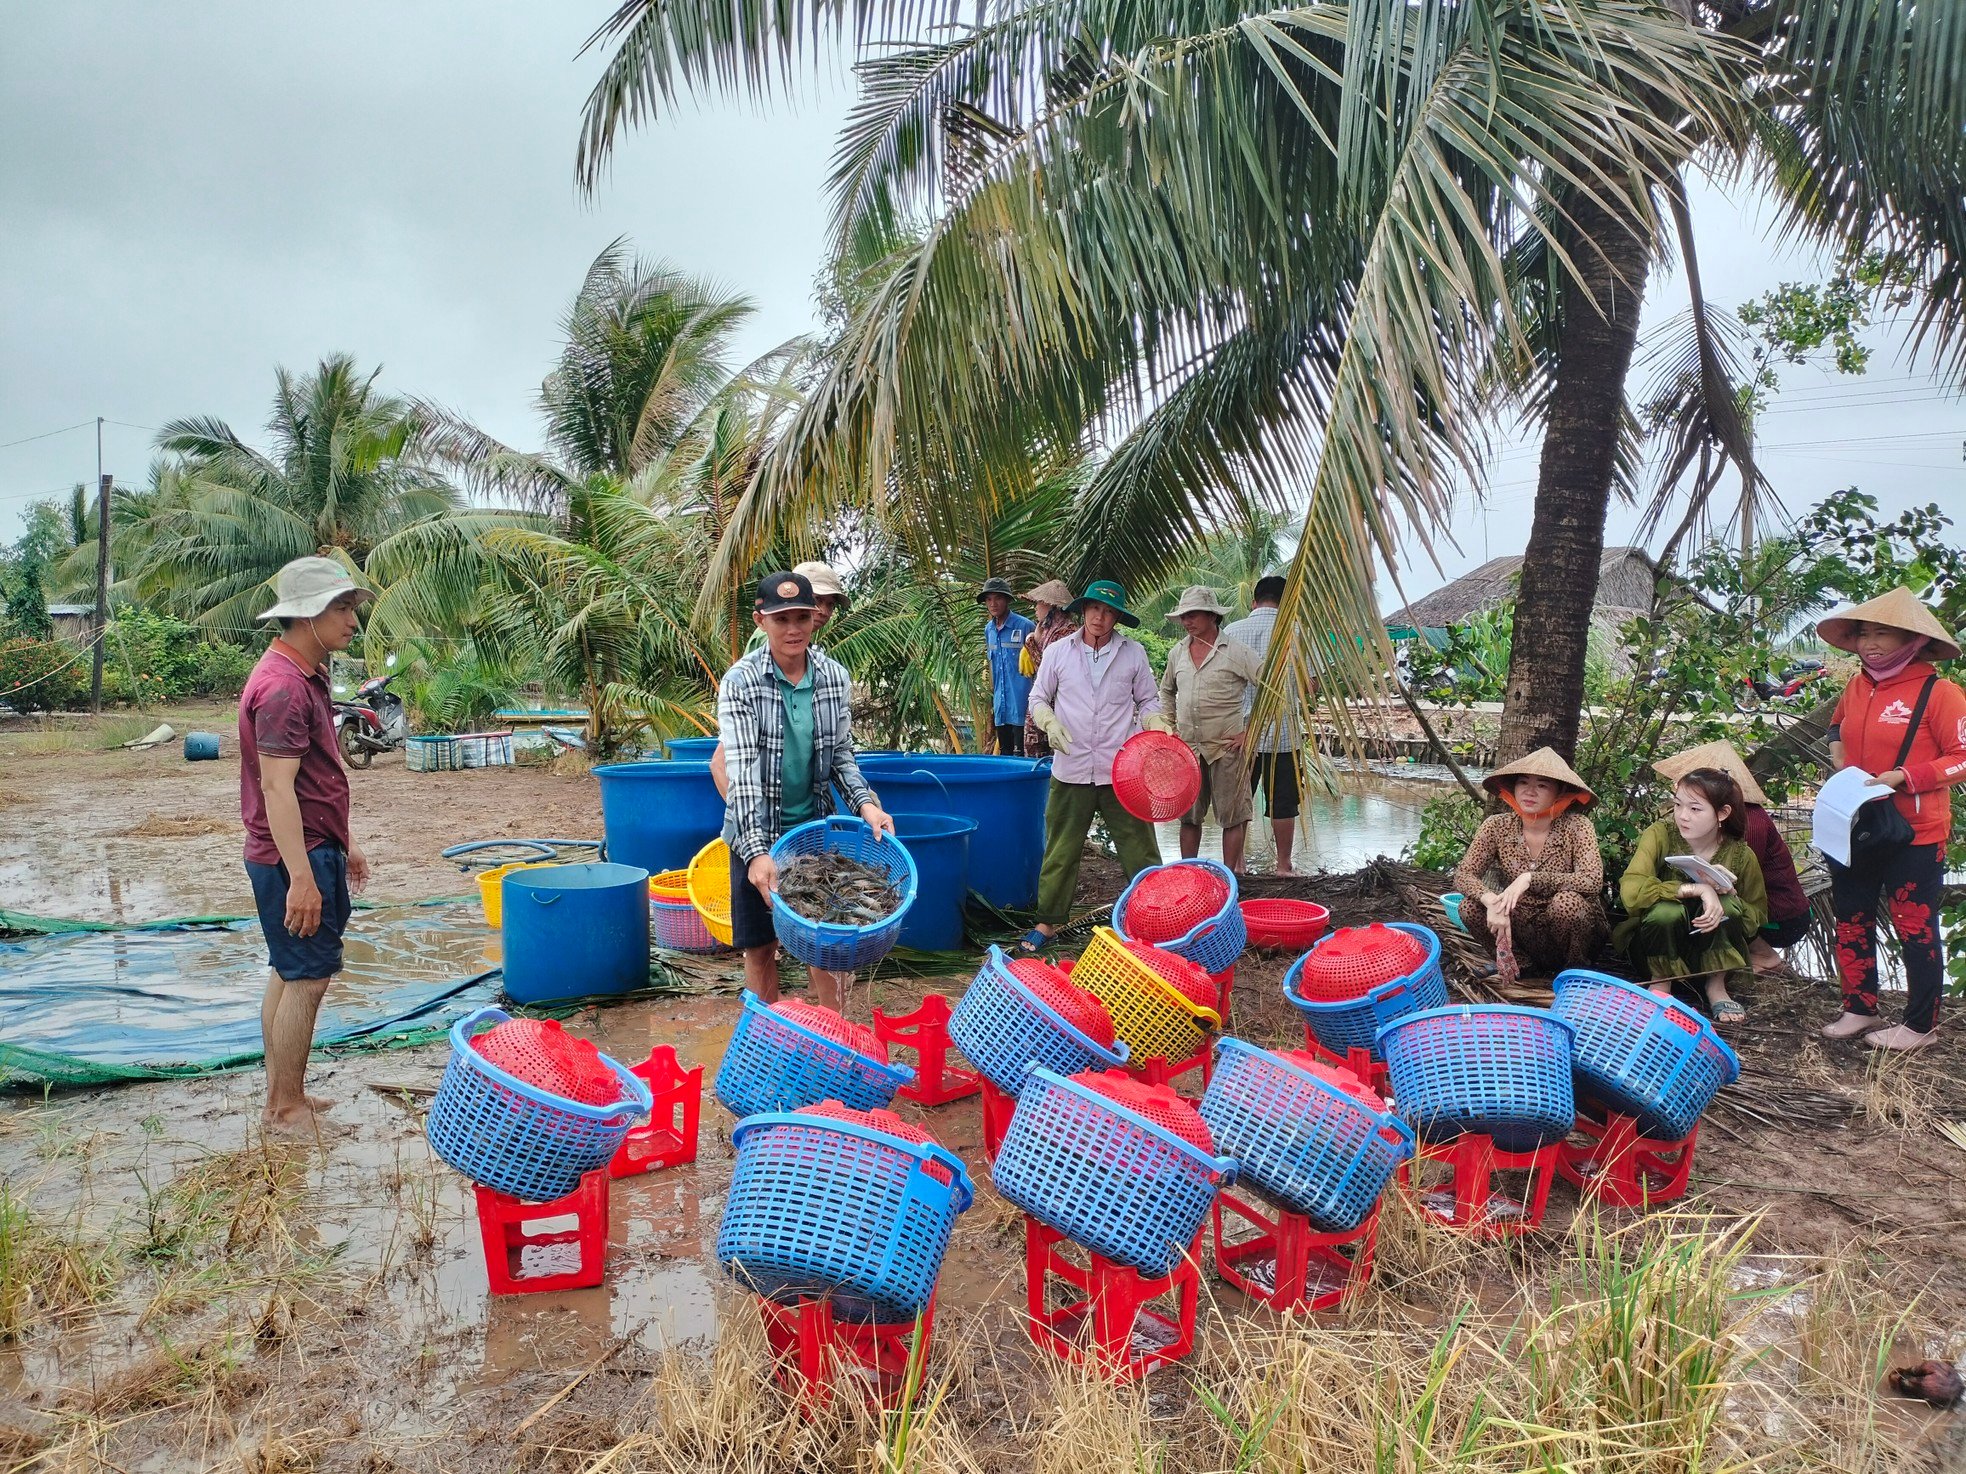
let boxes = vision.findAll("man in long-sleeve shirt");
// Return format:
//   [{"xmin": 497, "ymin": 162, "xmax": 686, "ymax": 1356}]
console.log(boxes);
[{"xmin": 1160, "ymin": 586, "xmax": 1264, "ymax": 872}]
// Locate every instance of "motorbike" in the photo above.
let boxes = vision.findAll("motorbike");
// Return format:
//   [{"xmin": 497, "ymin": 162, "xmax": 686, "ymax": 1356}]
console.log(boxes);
[
  {"xmin": 1736, "ymin": 658, "xmax": 1827, "ymax": 711},
  {"xmin": 333, "ymin": 654, "xmax": 409, "ymax": 768}
]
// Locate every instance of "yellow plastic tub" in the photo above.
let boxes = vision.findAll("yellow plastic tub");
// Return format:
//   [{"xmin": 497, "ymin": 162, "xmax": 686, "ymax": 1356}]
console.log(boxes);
[
  {"xmin": 477, "ymin": 861, "xmax": 561, "ymax": 927},
  {"xmin": 649, "ymin": 868, "xmax": 693, "ymax": 903}
]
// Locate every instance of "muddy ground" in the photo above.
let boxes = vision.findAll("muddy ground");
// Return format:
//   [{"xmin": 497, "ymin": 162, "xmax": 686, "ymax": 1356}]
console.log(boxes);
[{"xmin": 2, "ymin": 707, "xmax": 1964, "ymax": 1471}]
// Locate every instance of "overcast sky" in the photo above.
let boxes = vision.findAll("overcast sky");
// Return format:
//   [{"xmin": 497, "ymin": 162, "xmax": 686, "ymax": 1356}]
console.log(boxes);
[{"xmin": 3, "ymin": 3, "xmax": 1961, "ymax": 606}]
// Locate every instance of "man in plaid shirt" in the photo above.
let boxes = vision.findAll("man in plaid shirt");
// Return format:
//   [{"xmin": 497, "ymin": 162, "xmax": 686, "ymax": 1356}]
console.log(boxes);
[{"xmin": 720, "ymin": 569, "xmax": 892, "ymax": 1008}]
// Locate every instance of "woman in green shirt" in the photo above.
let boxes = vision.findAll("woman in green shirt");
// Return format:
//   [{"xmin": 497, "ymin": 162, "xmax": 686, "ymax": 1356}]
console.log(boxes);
[{"xmin": 1612, "ymin": 768, "xmax": 1767, "ymax": 1026}]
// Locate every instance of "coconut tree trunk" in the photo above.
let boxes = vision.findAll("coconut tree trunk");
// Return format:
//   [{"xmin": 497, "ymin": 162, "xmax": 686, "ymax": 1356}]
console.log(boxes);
[{"xmin": 1496, "ymin": 191, "xmax": 1654, "ymax": 764}]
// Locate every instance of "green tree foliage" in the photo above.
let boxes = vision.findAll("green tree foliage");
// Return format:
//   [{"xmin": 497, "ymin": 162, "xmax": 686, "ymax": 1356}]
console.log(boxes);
[{"xmin": 0, "ymin": 638, "xmax": 87, "ymax": 713}]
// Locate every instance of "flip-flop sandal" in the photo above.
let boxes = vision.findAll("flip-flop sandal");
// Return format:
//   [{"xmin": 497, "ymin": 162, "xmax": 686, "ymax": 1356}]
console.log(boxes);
[
  {"xmin": 1709, "ymin": 998, "xmax": 1745, "ymax": 1025},
  {"xmin": 1011, "ymin": 928, "xmax": 1052, "ymax": 957}
]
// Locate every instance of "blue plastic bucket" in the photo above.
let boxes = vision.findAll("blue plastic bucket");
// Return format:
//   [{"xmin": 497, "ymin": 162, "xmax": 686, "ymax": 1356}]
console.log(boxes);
[
  {"xmin": 183, "ymin": 732, "xmax": 221, "ymax": 761},
  {"xmin": 501, "ymin": 862, "xmax": 651, "ymax": 1004},
  {"xmin": 594, "ymin": 761, "xmax": 726, "ymax": 873},
  {"xmin": 664, "ymin": 736, "xmax": 720, "ymax": 761},
  {"xmin": 886, "ymin": 813, "xmax": 974, "ymax": 952},
  {"xmin": 852, "ymin": 755, "xmax": 1049, "ymax": 909}
]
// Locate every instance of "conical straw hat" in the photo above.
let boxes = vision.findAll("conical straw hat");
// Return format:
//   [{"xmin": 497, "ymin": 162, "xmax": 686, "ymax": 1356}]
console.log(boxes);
[
  {"xmin": 1021, "ymin": 578, "xmax": 1073, "ymax": 607},
  {"xmin": 1653, "ymin": 739, "xmax": 1769, "ymax": 807},
  {"xmin": 1817, "ymin": 586, "xmax": 1960, "ymax": 662},
  {"xmin": 1481, "ymin": 747, "xmax": 1594, "ymax": 805}
]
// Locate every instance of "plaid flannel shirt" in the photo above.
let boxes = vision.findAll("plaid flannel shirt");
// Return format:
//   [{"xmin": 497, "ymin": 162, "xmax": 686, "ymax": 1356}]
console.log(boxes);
[{"xmin": 718, "ymin": 646, "xmax": 875, "ymax": 863}]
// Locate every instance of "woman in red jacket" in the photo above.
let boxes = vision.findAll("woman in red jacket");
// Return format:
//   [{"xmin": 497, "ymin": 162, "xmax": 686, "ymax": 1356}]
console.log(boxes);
[{"xmin": 1817, "ymin": 588, "xmax": 1966, "ymax": 1052}]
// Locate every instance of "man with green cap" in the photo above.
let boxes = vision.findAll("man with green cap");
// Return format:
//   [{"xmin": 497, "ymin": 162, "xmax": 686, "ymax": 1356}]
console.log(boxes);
[
  {"xmin": 978, "ymin": 575, "xmax": 1036, "ymax": 755},
  {"xmin": 1018, "ymin": 579, "xmax": 1172, "ymax": 953}
]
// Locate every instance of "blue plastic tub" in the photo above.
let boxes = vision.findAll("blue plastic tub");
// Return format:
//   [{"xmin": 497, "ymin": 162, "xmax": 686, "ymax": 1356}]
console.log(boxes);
[
  {"xmin": 663, "ymin": 736, "xmax": 721, "ymax": 761},
  {"xmin": 183, "ymin": 732, "xmax": 221, "ymax": 761},
  {"xmin": 887, "ymin": 813, "xmax": 975, "ymax": 952},
  {"xmin": 593, "ymin": 761, "xmax": 727, "ymax": 874},
  {"xmin": 1377, "ymin": 1005, "xmax": 1577, "ymax": 1152},
  {"xmin": 1550, "ymin": 969, "xmax": 1740, "ymax": 1140},
  {"xmin": 501, "ymin": 862, "xmax": 651, "ymax": 1004},
  {"xmin": 851, "ymin": 755, "xmax": 1050, "ymax": 909}
]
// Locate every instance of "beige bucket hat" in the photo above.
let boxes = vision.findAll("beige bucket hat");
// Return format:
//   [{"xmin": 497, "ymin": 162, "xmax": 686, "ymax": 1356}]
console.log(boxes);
[
  {"xmin": 1817, "ymin": 586, "xmax": 1960, "ymax": 662},
  {"xmin": 1653, "ymin": 739, "xmax": 1769, "ymax": 807},
  {"xmin": 256, "ymin": 556, "xmax": 373, "ymax": 620},
  {"xmin": 1167, "ymin": 585, "xmax": 1232, "ymax": 620},
  {"xmin": 1481, "ymin": 746, "xmax": 1595, "ymax": 805},
  {"xmin": 792, "ymin": 560, "xmax": 849, "ymax": 607},
  {"xmin": 1022, "ymin": 578, "xmax": 1073, "ymax": 607}
]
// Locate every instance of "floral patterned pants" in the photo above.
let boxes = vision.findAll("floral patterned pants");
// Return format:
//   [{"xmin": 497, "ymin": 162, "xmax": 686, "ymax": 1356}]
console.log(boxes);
[{"xmin": 1829, "ymin": 841, "xmax": 1946, "ymax": 1034}]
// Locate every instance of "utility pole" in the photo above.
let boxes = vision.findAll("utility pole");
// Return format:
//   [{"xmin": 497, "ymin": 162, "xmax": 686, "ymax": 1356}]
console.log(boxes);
[{"xmin": 90, "ymin": 417, "xmax": 109, "ymax": 714}]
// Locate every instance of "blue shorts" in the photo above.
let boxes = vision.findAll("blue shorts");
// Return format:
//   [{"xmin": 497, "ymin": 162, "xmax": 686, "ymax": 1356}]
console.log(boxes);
[{"xmin": 245, "ymin": 845, "xmax": 351, "ymax": 981}]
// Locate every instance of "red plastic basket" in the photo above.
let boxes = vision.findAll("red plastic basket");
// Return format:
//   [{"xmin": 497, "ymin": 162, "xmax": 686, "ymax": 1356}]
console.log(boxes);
[
  {"xmin": 1111, "ymin": 731, "xmax": 1202, "ymax": 822},
  {"xmin": 1076, "ymin": 1069, "xmax": 1215, "ymax": 1152},
  {"xmin": 471, "ymin": 1019, "xmax": 622, "ymax": 1106},
  {"xmin": 1005, "ymin": 957, "xmax": 1117, "ymax": 1049},
  {"xmin": 771, "ymin": 999, "xmax": 884, "ymax": 1062},
  {"xmin": 796, "ymin": 1100, "xmax": 954, "ymax": 1185},
  {"xmin": 1118, "ymin": 938, "xmax": 1220, "ymax": 1014},
  {"xmin": 1281, "ymin": 1050, "xmax": 1390, "ymax": 1111},
  {"xmin": 1239, "ymin": 899, "xmax": 1331, "ymax": 950},
  {"xmin": 1294, "ymin": 924, "xmax": 1427, "ymax": 1003},
  {"xmin": 1119, "ymin": 863, "xmax": 1231, "ymax": 945}
]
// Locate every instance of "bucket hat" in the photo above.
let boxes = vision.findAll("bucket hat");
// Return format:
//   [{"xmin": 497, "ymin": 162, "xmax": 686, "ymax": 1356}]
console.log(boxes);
[
  {"xmin": 1481, "ymin": 746, "xmax": 1595, "ymax": 805},
  {"xmin": 754, "ymin": 570, "xmax": 818, "ymax": 615},
  {"xmin": 1653, "ymin": 739, "xmax": 1769, "ymax": 807},
  {"xmin": 1067, "ymin": 579, "xmax": 1140, "ymax": 628},
  {"xmin": 975, "ymin": 576, "xmax": 1016, "ymax": 604},
  {"xmin": 1022, "ymin": 578, "xmax": 1073, "ymax": 608},
  {"xmin": 256, "ymin": 556, "xmax": 374, "ymax": 621},
  {"xmin": 793, "ymin": 560, "xmax": 849, "ymax": 607},
  {"xmin": 1167, "ymin": 585, "xmax": 1232, "ymax": 620},
  {"xmin": 1817, "ymin": 586, "xmax": 1961, "ymax": 662}
]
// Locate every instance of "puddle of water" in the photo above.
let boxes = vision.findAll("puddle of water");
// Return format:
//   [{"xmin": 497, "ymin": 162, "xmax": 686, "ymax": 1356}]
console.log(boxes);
[{"xmin": 1156, "ymin": 769, "xmax": 1439, "ymax": 872}]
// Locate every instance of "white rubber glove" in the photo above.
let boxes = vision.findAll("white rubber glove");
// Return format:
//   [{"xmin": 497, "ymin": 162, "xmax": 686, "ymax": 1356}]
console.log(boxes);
[
  {"xmin": 1031, "ymin": 701, "xmax": 1072, "ymax": 754},
  {"xmin": 1141, "ymin": 712, "xmax": 1175, "ymax": 735}
]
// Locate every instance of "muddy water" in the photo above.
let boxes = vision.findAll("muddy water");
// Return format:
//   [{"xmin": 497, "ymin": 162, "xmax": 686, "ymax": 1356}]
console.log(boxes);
[{"xmin": 1156, "ymin": 766, "xmax": 1441, "ymax": 872}]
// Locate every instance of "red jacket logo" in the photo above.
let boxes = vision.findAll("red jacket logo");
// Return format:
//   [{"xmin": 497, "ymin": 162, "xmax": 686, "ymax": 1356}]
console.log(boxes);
[{"xmin": 1879, "ymin": 699, "xmax": 1915, "ymax": 725}]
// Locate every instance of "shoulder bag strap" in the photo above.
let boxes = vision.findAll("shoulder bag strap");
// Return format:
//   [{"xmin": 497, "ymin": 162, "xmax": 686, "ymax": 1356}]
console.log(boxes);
[{"xmin": 1891, "ymin": 674, "xmax": 1940, "ymax": 771}]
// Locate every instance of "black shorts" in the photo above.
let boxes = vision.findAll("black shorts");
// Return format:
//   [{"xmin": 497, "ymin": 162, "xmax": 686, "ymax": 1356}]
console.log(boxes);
[
  {"xmin": 730, "ymin": 847, "xmax": 778, "ymax": 952},
  {"xmin": 1248, "ymin": 751, "xmax": 1302, "ymax": 821},
  {"xmin": 245, "ymin": 845, "xmax": 351, "ymax": 981}
]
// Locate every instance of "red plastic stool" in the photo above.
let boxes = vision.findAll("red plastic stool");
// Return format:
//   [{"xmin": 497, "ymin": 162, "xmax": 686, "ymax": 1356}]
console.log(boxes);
[
  {"xmin": 979, "ymin": 1078, "xmax": 1017, "ymax": 1161},
  {"xmin": 1124, "ymin": 1047, "xmax": 1213, "ymax": 1104},
  {"xmin": 757, "ymin": 1294, "xmax": 936, "ymax": 1411},
  {"xmin": 1406, "ymin": 1135, "xmax": 1560, "ymax": 1238},
  {"xmin": 474, "ymin": 1170, "xmax": 609, "ymax": 1294},
  {"xmin": 1023, "ymin": 1217, "xmax": 1200, "ymax": 1380},
  {"xmin": 1557, "ymin": 1110, "xmax": 1698, "ymax": 1208},
  {"xmin": 1211, "ymin": 1187, "xmax": 1378, "ymax": 1313},
  {"xmin": 873, "ymin": 993, "xmax": 981, "ymax": 1106},
  {"xmin": 1210, "ymin": 967, "xmax": 1234, "ymax": 1025},
  {"xmin": 609, "ymin": 1045, "xmax": 703, "ymax": 1178},
  {"xmin": 1298, "ymin": 1038, "xmax": 1391, "ymax": 1098}
]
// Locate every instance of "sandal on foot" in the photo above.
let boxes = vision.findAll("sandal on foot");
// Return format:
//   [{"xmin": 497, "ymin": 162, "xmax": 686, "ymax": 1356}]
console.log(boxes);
[
  {"xmin": 1708, "ymin": 997, "xmax": 1745, "ymax": 1025},
  {"xmin": 1011, "ymin": 928, "xmax": 1052, "ymax": 957}
]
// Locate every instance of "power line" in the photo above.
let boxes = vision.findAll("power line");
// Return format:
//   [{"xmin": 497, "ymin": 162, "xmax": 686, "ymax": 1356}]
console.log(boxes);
[{"xmin": 0, "ymin": 420, "xmax": 96, "ymax": 452}]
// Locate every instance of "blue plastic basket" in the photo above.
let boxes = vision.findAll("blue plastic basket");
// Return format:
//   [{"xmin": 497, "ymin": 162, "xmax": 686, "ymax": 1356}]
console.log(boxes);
[
  {"xmin": 948, "ymin": 947, "xmax": 1130, "ymax": 1095},
  {"xmin": 768, "ymin": 817, "xmax": 919, "ymax": 970},
  {"xmin": 650, "ymin": 894, "xmax": 729, "ymax": 954},
  {"xmin": 1377, "ymin": 1005, "xmax": 1577, "ymax": 1152},
  {"xmin": 1198, "ymin": 1038, "xmax": 1415, "ymax": 1231},
  {"xmin": 426, "ymin": 1007, "xmax": 654, "ymax": 1201},
  {"xmin": 718, "ymin": 1110, "xmax": 975, "ymax": 1321},
  {"xmin": 714, "ymin": 990, "xmax": 915, "ymax": 1118},
  {"xmin": 990, "ymin": 1066, "xmax": 1237, "ymax": 1276},
  {"xmin": 1282, "ymin": 922, "xmax": 1448, "ymax": 1058},
  {"xmin": 1550, "ymin": 969, "xmax": 1742, "ymax": 1141},
  {"xmin": 1114, "ymin": 859, "xmax": 1247, "ymax": 974}
]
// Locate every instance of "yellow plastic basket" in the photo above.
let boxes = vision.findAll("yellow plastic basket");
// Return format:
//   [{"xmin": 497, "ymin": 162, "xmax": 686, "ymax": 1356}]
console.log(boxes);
[
  {"xmin": 477, "ymin": 861, "xmax": 561, "ymax": 928},
  {"xmin": 649, "ymin": 868, "xmax": 692, "ymax": 903},
  {"xmin": 1069, "ymin": 926, "xmax": 1222, "ymax": 1064},
  {"xmin": 686, "ymin": 839, "xmax": 735, "ymax": 946}
]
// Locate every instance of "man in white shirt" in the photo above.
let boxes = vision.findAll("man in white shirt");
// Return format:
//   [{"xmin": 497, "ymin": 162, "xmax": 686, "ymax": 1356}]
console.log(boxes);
[{"xmin": 1224, "ymin": 576, "xmax": 1304, "ymax": 875}]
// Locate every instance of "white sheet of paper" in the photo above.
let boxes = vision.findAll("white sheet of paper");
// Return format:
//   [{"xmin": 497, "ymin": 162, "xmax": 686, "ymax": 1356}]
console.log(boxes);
[{"xmin": 1812, "ymin": 767, "xmax": 1893, "ymax": 866}]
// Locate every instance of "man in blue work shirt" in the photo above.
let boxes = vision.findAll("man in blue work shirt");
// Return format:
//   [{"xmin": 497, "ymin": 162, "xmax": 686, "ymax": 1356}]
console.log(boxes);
[{"xmin": 978, "ymin": 576, "xmax": 1036, "ymax": 754}]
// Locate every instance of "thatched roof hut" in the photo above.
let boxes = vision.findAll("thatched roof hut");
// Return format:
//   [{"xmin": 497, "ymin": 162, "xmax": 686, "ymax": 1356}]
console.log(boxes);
[{"xmin": 1386, "ymin": 546, "xmax": 1659, "ymax": 633}]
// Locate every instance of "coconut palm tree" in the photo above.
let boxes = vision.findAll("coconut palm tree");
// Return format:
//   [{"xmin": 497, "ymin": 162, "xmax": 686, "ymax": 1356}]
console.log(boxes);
[
  {"xmin": 573, "ymin": 0, "xmax": 1753, "ymax": 757},
  {"xmin": 575, "ymin": 0, "xmax": 1966, "ymax": 764}
]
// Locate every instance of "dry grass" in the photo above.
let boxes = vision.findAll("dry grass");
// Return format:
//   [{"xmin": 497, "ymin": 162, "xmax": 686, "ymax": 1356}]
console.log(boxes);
[
  {"xmin": 1855, "ymin": 1050, "xmax": 1942, "ymax": 1140},
  {"xmin": 0, "ymin": 1183, "xmax": 120, "ymax": 1342}
]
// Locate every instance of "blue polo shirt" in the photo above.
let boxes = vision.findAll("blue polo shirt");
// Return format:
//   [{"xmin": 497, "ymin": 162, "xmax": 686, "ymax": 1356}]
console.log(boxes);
[{"xmin": 986, "ymin": 611, "xmax": 1037, "ymax": 725}]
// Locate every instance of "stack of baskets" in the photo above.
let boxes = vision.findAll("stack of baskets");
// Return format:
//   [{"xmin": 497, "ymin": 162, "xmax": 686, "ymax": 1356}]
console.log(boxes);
[
  {"xmin": 1283, "ymin": 922, "xmax": 1447, "ymax": 1057},
  {"xmin": 949, "ymin": 947, "xmax": 1130, "ymax": 1095},
  {"xmin": 650, "ymin": 866, "xmax": 728, "ymax": 953},
  {"xmin": 1377, "ymin": 1005, "xmax": 1577, "ymax": 1153},
  {"xmin": 1550, "ymin": 970, "xmax": 1740, "ymax": 1141},
  {"xmin": 1068, "ymin": 928, "xmax": 1221, "ymax": 1067},
  {"xmin": 768, "ymin": 818, "xmax": 918, "ymax": 971},
  {"xmin": 718, "ymin": 1101, "xmax": 974, "ymax": 1322},
  {"xmin": 1114, "ymin": 859, "xmax": 1247, "ymax": 974},
  {"xmin": 715, "ymin": 990, "xmax": 916, "ymax": 1118},
  {"xmin": 686, "ymin": 839, "xmax": 736, "ymax": 948},
  {"xmin": 426, "ymin": 1009, "xmax": 653, "ymax": 1201},
  {"xmin": 1198, "ymin": 1040, "xmax": 1413, "ymax": 1231},
  {"xmin": 991, "ymin": 1066, "xmax": 1236, "ymax": 1276}
]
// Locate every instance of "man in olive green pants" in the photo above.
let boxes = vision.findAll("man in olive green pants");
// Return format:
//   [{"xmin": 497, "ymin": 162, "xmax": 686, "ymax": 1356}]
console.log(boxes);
[{"xmin": 1035, "ymin": 778, "xmax": 1164, "ymax": 927}]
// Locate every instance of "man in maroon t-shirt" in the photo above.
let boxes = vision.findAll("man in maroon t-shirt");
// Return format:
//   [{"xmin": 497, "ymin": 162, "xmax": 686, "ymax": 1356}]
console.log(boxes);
[{"xmin": 240, "ymin": 557, "xmax": 372, "ymax": 1132}]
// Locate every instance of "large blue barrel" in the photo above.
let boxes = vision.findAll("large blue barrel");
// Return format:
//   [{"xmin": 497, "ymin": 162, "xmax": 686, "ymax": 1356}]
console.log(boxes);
[
  {"xmin": 889, "ymin": 813, "xmax": 976, "ymax": 952},
  {"xmin": 664, "ymin": 736, "xmax": 721, "ymax": 761},
  {"xmin": 501, "ymin": 862, "xmax": 650, "ymax": 1004},
  {"xmin": 594, "ymin": 761, "xmax": 726, "ymax": 873},
  {"xmin": 854, "ymin": 755, "xmax": 1049, "ymax": 910}
]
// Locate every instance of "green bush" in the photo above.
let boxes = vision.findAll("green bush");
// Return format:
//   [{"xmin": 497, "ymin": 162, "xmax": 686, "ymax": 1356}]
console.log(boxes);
[
  {"xmin": 101, "ymin": 607, "xmax": 256, "ymax": 703},
  {"xmin": 191, "ymin": 641, "xmax": 255, "ymax": 697},
  {"xmin": 0, "ymin": 637, "xmax": 88, "ymax": 712},
  {"xmin": 1411, "ymin": 791, "xmax": 1482, "ymax": 871}
]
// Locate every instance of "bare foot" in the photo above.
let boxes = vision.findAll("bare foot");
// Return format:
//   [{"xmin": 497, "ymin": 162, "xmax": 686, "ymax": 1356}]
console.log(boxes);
[
  {"xmin": 1748, "ymin": 940, "xmax": 1784, "ymax": 975},
  {"xmin": 1648, "ymin": 983, "xmax": 1672, "ymax": 998},
  {"xmin": 1864, "ymin": 1024, "xmax": 1937, "ymax": 1053},
  {"xmin": 1820, "ymin": 1011, "xmax": 1875, "ymax": 1040},
  {"xmin": 304, "ymin": 1094, "xmax": 335, "ymax": 1113},
  {"xmin": 262, "ymin": 1104, "xmax": 325, "ymax": 1135}
]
